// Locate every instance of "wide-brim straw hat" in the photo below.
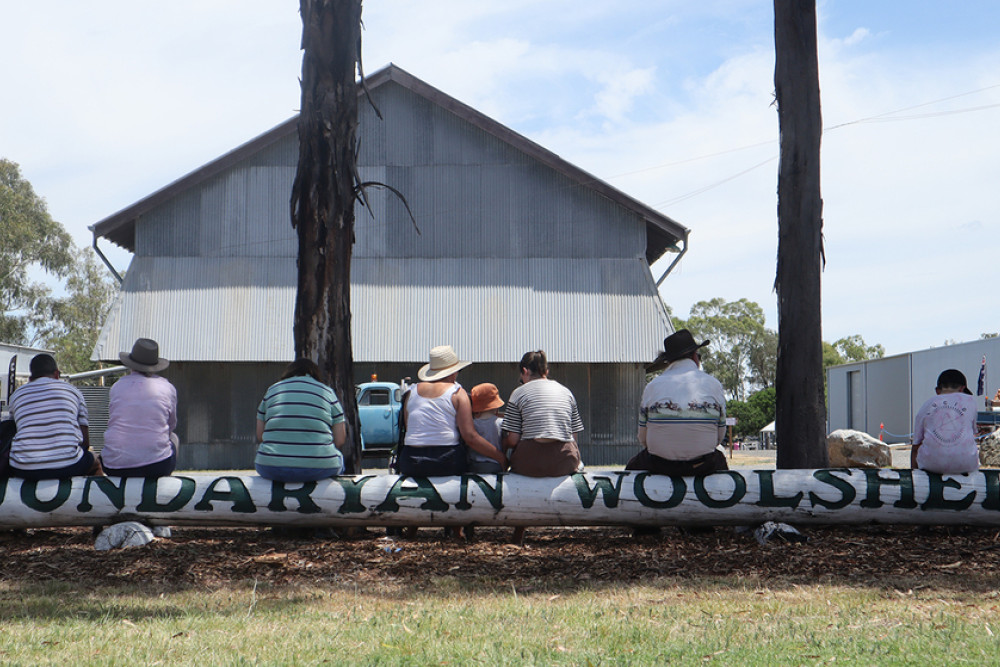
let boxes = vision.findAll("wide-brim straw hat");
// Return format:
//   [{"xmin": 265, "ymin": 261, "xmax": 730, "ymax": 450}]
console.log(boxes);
[
  {"xmin": 119, "ymin": 338, "xmax": 170, "ymax": 373},
  {"xmin": 418, "ymin": 345, "xmax": 471, "ymax": 382}
]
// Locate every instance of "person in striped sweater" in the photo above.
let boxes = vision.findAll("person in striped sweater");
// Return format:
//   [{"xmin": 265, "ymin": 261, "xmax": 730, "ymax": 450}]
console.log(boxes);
[
  {"xmin": 8, "ymin": 353, "xmax": 102, "ymax": 479},
  {"xmin": 255, "ymin": 359, "xmax": 346, "ymax": 483}
]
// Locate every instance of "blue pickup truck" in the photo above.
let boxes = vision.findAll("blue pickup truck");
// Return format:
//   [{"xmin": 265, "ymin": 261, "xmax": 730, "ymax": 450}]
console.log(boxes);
[{"xmin": 356, "ymin": 379, "xmax": 406, "ymax": 457}]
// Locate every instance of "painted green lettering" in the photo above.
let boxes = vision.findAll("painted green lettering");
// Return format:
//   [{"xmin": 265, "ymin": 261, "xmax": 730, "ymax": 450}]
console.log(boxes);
[
  {"xmin": 375, "ymin": 476, "xmax": 449, "ymax": 513},
  {"xmin": 77, "ymin": 476, "xmax": 127, "ymax": 511},
  {"xmin": 138, "ymin": 476, "xmax": 197, "ymax": 512},
  {"xmin": 755, "ymin": 470, "xmax": 803, "ymax": 508},
  {"xmin": 693, "ymin": 471, "xmax": 746, "ymax": 508},
  {"xmin": 267, "ymin": 481, "xmax": 321, "ymax": 513},
  {"xmin": 20, "ymin": 478, "xmax": 72, "ymax": 512},
  {"xmin": 573, "ymin": 472, "xmax": 626, "ymax": 509},
  {"xmin": 332, "ymin": 475, "xmax": 377, "ymax": 514},
  {"xmin": 922, "ymin": 472, "xmax": 975, "ymax": 511},
  {"xmin": 632, "ymin": 473, "xmax": 686, "ymax": 509},
  {"xmin": 808, "ymin": 469, "xmax": 856, "ymax": 510},
  {"xmin": 861, "ymin": 469, "xmax": 917, "ymax": 509},
  {"xmin": 981, "ymin": 470, "xmax": 1000, "ymax": 511},
  {"xmin": 456, "ymin": 474, "xmax": 503, "ymax": 511},
  {"xmin": 193, "ymin": 476, "xmax": 257, "ymax": 513}
]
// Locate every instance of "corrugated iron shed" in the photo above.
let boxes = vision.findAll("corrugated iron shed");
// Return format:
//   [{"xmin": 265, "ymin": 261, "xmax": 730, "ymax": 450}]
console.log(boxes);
[{"xmin": 93, "ymin": 256, "xmax": 668, "ymax": 364}]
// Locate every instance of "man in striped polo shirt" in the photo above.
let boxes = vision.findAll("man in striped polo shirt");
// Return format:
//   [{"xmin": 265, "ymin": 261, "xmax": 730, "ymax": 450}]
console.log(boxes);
[{"xmin": 9, "ymin": 353, "xmax": 101, "ymax": 479}]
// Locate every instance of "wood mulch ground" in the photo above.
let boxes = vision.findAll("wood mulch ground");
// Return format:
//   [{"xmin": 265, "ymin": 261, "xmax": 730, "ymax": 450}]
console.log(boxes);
[{"xmin": 3, "ymin": 524, "xmax": 1000, "ymax": 594}]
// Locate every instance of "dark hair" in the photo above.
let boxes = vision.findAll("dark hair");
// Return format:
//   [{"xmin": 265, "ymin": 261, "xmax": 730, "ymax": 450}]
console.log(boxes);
[
  {"xmin": 281, "ymin": 358, "xmax": 322, "ymax": 382},
  {"xmin": 936, "ymin": 368, "xmax": 968, "ymax": 390},
  {"xmin": 29, "ymin": 354, "xmax": 58, "ymax": 379},
  {"xmin": 519, "ymin": 350, "xmax": 548, "ymax": 378}
]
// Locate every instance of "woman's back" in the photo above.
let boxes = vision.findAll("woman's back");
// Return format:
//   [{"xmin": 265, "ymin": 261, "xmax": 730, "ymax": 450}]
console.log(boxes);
[{"xmin": 404, "ymin": 382, "xmax": 461, "ymax": 447}]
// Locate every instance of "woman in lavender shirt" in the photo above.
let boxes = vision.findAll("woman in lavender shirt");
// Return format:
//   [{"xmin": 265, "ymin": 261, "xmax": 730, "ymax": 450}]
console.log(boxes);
[{"xmin": 100, "ymin": 338, "xmax": 178, "ymax": 478}]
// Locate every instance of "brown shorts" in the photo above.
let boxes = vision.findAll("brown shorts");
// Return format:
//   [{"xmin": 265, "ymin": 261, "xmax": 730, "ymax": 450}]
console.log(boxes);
[{"xmin": 509, "ymin": 438, "xmax": 581, "ymax": 477}]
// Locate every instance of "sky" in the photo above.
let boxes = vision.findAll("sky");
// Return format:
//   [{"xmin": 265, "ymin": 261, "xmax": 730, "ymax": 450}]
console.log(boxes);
[{"xmin": 2, "ymin": 1, "xmax": 999, "ymax": 357}]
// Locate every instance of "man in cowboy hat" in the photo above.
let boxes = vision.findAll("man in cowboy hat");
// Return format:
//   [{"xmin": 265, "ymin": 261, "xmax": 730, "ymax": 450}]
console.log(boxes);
[
  {"xmin": 8, "ymin": 353, "xmax": 102, "ymax": 479},
  {"xmin": 626, "ymin": 329, "xmax": 728, "ymax": 477}
]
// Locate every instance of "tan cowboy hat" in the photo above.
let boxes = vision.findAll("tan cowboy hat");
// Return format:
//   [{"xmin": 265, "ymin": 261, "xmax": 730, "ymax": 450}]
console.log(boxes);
[
  {"xmin": 120, "ymin": 338, "xmax": 170, "ymax": 373},
  {"xmin": 418, "ymin": 345, "xmax": 471, "ymax": 382}
]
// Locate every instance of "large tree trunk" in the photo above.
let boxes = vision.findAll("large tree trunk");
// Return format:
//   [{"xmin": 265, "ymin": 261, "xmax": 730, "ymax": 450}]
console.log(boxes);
[
  {"xmin": 773, "ymin": 0, "xmax": 828, "ymax": 469},
  {"xmin": 291, "ymin": 0, "xmax": 363, "ymax": 473}
]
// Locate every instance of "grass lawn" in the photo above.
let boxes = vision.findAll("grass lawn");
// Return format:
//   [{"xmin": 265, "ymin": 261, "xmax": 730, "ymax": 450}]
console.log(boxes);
[
  {"xmin": 3, "ymin": 524, "xmax": 999, "ymax": 665},
  {"xmin": 2, "ymin": 578, "xmax": 998, "ymax": 665}
]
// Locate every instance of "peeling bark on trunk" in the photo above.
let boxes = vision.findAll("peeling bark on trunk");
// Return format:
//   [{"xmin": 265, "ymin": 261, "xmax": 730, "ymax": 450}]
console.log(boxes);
[
  {"xmin": 291, "ymin": 0, "xmax": 363, "ymax": 472},
  {"xmin": 773, "ymin": 0, "xmax": 829, "ymax": 469}
]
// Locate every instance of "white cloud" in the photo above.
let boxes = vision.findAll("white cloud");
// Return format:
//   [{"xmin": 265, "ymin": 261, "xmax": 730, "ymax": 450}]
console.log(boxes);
[{"xmin": 4, "ymin": 1, "xmax": 1000, "ymax": 355}]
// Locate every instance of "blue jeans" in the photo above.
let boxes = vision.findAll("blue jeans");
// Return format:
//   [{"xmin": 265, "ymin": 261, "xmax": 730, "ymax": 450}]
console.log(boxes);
[
  {"xmin": 103, "ymin": 451, "xmax": 177, "ymax": 478},
  {"xmin": 255, "ymin": 463, "xmax": 343, "ymax": 483},
  {"xmin": 10, "ymin": 450, "xmax": 97, "ymax": 480}
]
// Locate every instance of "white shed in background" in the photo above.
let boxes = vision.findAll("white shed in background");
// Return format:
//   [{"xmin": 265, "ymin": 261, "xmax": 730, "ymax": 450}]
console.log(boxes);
[
  {"xmin": 827, "ymin": 337, "xmax": 1000, "ymax": 443},
  {"xmin": 0, "ymin": 342, "xmax": 51, "ymax": 410}
]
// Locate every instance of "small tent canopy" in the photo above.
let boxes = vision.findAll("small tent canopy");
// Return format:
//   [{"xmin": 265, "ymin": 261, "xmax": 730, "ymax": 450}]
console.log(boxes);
[{"xmin": 760, "ymin": 421, "xmax": 776, "ymax": 450}]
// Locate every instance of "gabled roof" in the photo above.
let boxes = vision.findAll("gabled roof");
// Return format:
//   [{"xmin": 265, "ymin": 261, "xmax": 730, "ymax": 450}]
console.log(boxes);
[{"xmin": 90, "ymin": 64, "xmax": 688, "ymax": 262}]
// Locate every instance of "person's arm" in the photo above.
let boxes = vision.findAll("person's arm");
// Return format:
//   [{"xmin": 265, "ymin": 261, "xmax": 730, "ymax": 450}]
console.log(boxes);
[
  {"xmin": 506, "ymin": 431, "xmax": 521, "ymax": 450},
  {"xmin": 80, "ymin": 425, "xmax": 91, "ymax": 451},
  {"xmin": 638, "ymin": 425, "xmax": 647, "ymax": 447},
  {"xmin": 911, "ymin": 410, "xmax": 925, "ymax": 469},
  {"xmin": 255, "ymin": 419, "xmax": 265, "ymax": 444},
  {"xmin": 332, "ymin": 421, "xmax": 347, "ymax": 448},
  {"xmin": 454, "ymin": 388, "xmax": 506, "ymax": 466}
]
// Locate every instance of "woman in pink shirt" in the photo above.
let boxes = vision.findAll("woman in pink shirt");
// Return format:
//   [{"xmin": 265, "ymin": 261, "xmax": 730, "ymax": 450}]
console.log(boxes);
[{"xmin": 101, "ymin": 338, "xmax": 178, "ymax": 478}]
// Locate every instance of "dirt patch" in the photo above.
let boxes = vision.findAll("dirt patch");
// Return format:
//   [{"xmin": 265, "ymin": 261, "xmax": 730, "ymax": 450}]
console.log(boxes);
[{"xmin": 3, "ymin": 524, "xmax": 1000, "ymax": 594}]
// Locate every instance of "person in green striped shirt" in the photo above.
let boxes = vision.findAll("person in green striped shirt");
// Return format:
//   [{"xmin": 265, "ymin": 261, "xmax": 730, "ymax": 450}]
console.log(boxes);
[{"xmin": 255, "ymin": 359, "xmax": 346, "ymax": 482}]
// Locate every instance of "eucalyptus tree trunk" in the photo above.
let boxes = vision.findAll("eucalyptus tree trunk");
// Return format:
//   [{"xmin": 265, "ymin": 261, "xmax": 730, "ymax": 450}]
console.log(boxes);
[
  {"xmin": 773, "ymin": 0, "xmax": 829, "ymax": 468},
  {"xmin": 291, "ymin": 0, "xmax": 363, "ymax": 472}
]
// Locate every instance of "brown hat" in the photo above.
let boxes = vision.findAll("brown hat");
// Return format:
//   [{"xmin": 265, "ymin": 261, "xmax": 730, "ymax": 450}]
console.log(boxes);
[
  {"xmin": 120, "ymin": 338, "xmax": 169, "ymax": 373},
  {"xmin": 648, "ymin": 329, "xmax": 709, "ymax": 372},
  {"xmin": 470, "ymin": 383, "xmax": 504, "ymax": 412}
]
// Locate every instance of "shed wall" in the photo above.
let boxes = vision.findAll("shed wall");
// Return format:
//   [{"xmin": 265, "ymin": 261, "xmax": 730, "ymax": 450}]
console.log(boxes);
[{"xmin": 166, "ymin": 361, "xmax": 643, "ymax": 470}]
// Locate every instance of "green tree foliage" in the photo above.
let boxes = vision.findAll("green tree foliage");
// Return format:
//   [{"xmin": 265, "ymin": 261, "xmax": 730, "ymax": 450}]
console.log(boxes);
[
  {"xmin": 673, "ymin": 297, "xmax": 776, "ymax": 401},
  {"xmin": 821, "ymin": 335, "xmax": 885, "ymax": 369},
  {"xmin": 0, "ymin": 159, "xmax": 75, "ymax": 343},
  {"xmin": 725, "ymin": 387, "xmax": 776, "ymax": 437},
  {"xmin": 35, "ymin": 250, "xmax": 119, "ymax": 374}
]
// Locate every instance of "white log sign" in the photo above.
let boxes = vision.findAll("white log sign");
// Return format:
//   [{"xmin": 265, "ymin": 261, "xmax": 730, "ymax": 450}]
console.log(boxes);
[{"xmin": 1, "ymin": 469, "xmax": 999, "ymax": 529}]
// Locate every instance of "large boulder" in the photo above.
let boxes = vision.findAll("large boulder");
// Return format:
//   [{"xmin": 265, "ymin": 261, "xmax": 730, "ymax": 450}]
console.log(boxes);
[
  {"xmin": 827, "ymin": 429, "xmax": 891, "ymax": 468},
  {"xmin": 979, "ymin": 429, "xmax": 1000, "ymax": 468}
]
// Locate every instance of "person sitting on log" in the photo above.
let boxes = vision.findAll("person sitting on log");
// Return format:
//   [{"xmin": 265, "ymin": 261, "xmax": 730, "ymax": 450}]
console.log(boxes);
[
  {"xmin": 626, "ymin": 329, "xmax": 728, "ymax": 477},
  {"xmin": 254, "ymin": 359, "xmax": 347, "ymax": 483},
  {"xmin": 466, "ymin": 383, "xmax": 506, "ymax": 475},
  {"xmin": 399, "ymin": 345, "xmax": 505, "ymax": 540},
  {"xmin": 7, "ymin": 353, "xmax": 102, "ymax": 479},
  {"xmin": 502, "ymin": 349, "xmax": 585, "ymax": 544},
  {"xmin": 910, "ymin": 368, "xmax": 979, "ymax": 474},
  {"xmin": 100, "ymin": 338, "xmax": 178, "ymax": 478}
]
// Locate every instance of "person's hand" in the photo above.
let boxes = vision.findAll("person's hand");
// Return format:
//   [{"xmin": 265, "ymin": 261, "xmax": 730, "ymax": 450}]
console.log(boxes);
[{"xmin": 89, "ymin": 458, "xmax": 106, "ymax": 477}]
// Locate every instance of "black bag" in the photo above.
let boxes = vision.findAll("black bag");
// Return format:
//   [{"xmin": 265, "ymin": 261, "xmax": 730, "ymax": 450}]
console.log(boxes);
[{"xmin": 0, "ymin": 419, "xmax": 15, "ymax": 478}]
